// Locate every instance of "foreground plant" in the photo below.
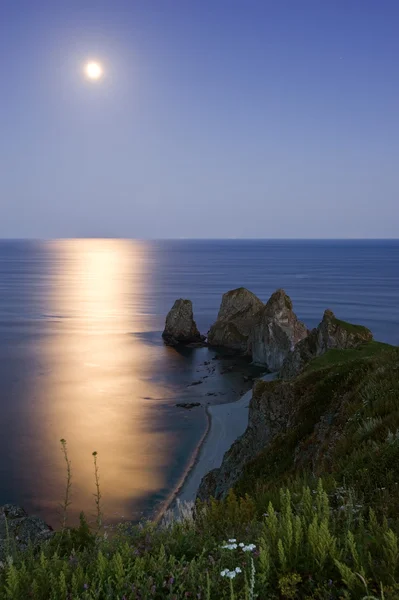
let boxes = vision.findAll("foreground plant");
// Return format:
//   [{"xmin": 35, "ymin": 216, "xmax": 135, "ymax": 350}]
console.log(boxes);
[
  {"xmin": 1, "ymin": 452, "xmax": 399, "ymax": 599},
  {"xmin": 59, "ymin": 438, "xmax": 72, "ymax": 533}
]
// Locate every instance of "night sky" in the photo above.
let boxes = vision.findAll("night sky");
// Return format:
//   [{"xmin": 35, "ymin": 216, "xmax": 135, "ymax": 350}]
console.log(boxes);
[{"xmin": 1, "ymin": 0, "xmax": 398, "ymax": 238}]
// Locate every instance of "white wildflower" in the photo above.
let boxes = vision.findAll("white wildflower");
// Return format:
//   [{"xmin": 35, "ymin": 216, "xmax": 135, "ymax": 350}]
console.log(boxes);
[
  {"xmin": 228, "ymin": 538, "xmax": 237, "ymax": 543},
  {"xmin": 242, "ymin": 544, "xmax": 256, "ymax": 552},
  {"xmin": 239, "ymin": 542, "xmax": 244, "ymax": 547},
  {"xmin": 221, "ymin": 568, "xmax": 241, "ymax": 579},
  {"xmin": 222, "ymin": 543, "xmax": 238, "ymax": 550},
  {"xmin": 220, "ymin": 569, "xmax": 229, "ymax": 577}
]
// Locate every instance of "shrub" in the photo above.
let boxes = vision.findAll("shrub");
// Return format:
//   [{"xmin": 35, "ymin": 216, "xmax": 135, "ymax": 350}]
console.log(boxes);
[{"xmin": 1, "ymin": 480, "xmax": 399, "ymax": 599}]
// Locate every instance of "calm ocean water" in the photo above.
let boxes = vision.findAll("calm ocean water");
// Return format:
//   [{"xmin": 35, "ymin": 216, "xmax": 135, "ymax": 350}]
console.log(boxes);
[{"xmin": 0, "ymin": 239, "xmax": 398, "ymax": 527}]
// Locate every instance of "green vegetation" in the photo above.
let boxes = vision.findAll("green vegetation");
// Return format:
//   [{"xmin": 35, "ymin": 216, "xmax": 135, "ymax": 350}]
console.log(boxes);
[
  {"xmin": 330, "ymin": 317, "xmax": 372, "ymax": 338},
  {"xmin": 304, "ymin": 341, "xmax": 391, "ymax": 372},
  {"xmin": 1, "ymin": 342, "xmax": 399, "ymax": 598},
  {"xmin": 2, "ymin": 480, "xmax": 399, "ymax": 599},
  {"xmin": 235, "ymin": 343, "xmax": 399, "ymax": 514}
]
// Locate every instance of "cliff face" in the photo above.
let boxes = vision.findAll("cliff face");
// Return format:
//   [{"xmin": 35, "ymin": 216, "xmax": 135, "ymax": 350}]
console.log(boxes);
[
  {"xmin": 248, "ymin": 289, "xmax": 308, "ymax": 371},
  {"xmin": 198, "ymin": 338, "xmax": 397, "ymax": 503},
  {"xmin": 280, "ymin": 309, "xmax": 373, "ymax": 379},
  {"xmin": 207, "ymin": 288, "xmax": 264, "ymax": 353},
  {"xmin": 162, "ymin": 299, "xmax": 203, "ymax": 346},
  {"xmin": 197, "ymin": 377, "xmax": 293, "ymax": 501}
]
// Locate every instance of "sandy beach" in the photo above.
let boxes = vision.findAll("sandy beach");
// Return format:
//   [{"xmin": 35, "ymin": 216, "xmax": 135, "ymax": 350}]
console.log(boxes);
[{"xmin": 177, "ymin": 373, "xmax": 277, "ymax": 504}]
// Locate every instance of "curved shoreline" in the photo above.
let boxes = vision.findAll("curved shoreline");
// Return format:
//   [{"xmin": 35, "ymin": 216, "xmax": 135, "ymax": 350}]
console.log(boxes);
[
  {"xmin": 157, "ymin": 373, "xmax": 276, "ymax": 520},
  {"xmin": 176, "ymin": 390, "xmax": 254, "ymax": 505},
  {"xmin": 154, "ymin": 405, "xmax": 212, "ymax": 522}
]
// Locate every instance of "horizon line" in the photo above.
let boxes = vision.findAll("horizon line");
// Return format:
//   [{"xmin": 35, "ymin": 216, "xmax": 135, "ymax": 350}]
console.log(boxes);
[{"xmin": 0, "ymin": 237, "xmax": 398, "ymax": 242}]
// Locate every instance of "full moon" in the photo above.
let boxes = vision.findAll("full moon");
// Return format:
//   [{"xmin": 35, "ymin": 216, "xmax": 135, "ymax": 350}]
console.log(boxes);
[{"xmin": 85, "ymin": 61, "xmax": 103, "ymax": 80}]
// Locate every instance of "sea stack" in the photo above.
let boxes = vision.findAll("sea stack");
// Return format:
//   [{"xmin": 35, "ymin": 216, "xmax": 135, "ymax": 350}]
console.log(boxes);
[
  {"xmin": 207, "ymin": 287, "xmax": 264, "ymax": 353},
  {"xmin": 162, "ymin": 299, "xmax": 204, "ymax": 346},
  {"xmin": 248, "ymin": 289, "xmax": 308, "ymax": 371},
  {"xmin": 280, "ymin": 309, "xmax": 373, "ymax": 379}
]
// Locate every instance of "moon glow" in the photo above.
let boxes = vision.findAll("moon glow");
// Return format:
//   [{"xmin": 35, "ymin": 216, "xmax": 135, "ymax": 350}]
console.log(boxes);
[{"xmin": 85, "ymin": 61, "xmax": 103, "ymax": 80}]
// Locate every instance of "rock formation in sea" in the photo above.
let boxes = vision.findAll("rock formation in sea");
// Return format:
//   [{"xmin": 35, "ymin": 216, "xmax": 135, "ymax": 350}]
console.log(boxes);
[
  {"xmin": 162, "ymin": 299, "xmax": 204, "ymax": 346},
  {"xmin": 280, "ymin": 309, "xmax": 373, "ymax": 379},
  {"xmin": 248, "ymin": 289, "xmax": 308, "ymax": 371},
  {"xmin": 207, "ymin": 288, "xmax": 263, "ymax": 353},
  {"xmin": 0, "ymin": 504, "xmax": 54, "ymax": 560}
]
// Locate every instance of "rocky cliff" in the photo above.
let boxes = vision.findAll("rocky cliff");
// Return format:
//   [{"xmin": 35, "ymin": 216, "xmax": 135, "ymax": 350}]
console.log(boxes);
[
  {"xmin": 162, "ymin": 299, "xmax": 204, "ymax": 346},
  {"xmin": 207, "ymin": 288, "xmax": 264, "ymax": 353},
  {"xmin": 197, "ymin": 377, "xmax": 286, "ymax": 501},
  {"xmin": 280, "ymin": 309, "xmax": 373, "ymax": 378},
  {"xmin": 248, "ymin": 289, "xmax": 308, "ymax": 370},
  {"xmin": 198, "ymin": 338, "xmax": 396, "ymax": 502}
]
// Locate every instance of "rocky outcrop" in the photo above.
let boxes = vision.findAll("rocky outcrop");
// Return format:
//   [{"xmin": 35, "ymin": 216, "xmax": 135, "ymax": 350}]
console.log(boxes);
[
  {"xmin": 280, "ymin": 309, "xmax": 373, "ymax": 379},
  {"xmin": 198, "ymin": 312, "xmax": 376, "ymax": 502},
  {"xmin": 0, "ymin": 505, "xmax": 54, "ymax": 560},
  {"xmin": 198, "ymin": 331, "xmax": 384, "ymax": 502},
  {"xmin": 207, "ymin": 288, "xmax": 307, "ymax": 366},
  {"xmin": 197, "ymin": 378, "xmax": 287, "ymax": 501},
  {"xmin": 248, "ymin": 289, "xmax": 308, "ymax": 371},
  {"xmin": 207, "ymin": 288, "xmax": 264, "ymax": 353},
  {"xmin": 162, "ymin": 299, "xmax": 204, "ymax": 346}
]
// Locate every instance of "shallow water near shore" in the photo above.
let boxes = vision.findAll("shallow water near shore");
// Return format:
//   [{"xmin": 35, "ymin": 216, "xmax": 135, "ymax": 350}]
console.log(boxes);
[{"xmin": 0, "ymin": 239, "xmax": 398, "ymax": 527}]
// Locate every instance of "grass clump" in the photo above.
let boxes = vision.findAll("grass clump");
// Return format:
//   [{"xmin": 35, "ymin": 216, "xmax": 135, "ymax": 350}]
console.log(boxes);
[{"xmin": 1, "ymin": 480, "xmax": 399, "ymax": 598}]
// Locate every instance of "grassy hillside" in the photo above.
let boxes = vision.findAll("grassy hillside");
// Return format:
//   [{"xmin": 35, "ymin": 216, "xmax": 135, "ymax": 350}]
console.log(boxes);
[
  {"xmin": 1, "ymin": 342, "xmax": 399, "ymax": 599},
  {"xmin": 234, "ymin": 342, "xmax": 399, "ymax": 510}
]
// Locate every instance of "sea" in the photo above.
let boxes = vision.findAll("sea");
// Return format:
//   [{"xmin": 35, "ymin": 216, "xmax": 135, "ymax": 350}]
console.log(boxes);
[{"xmin": 0, "ymin": 239, "xmax": 398, "ymax": 528}]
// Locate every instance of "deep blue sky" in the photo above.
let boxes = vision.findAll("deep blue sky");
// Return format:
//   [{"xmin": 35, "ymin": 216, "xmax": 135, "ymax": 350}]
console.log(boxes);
[{"xmin": 1, "ymin": 0, "xmax": 398, "ymax": 238}]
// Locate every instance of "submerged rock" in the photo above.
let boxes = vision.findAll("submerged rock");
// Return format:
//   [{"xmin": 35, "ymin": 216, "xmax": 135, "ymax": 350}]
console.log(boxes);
[
  {"xmin": 207, "ymin": 288, "xmax": 264, "ymax": 353},
  {"xmin": 186, "ymin": 340, "xmax": 207, "ymax": 348},
  {"xmin": 280, "ymin": 309, "xmax": 373, "ymax": 379},
  {"xmin": 162, "ymin": 299, "xmax": 204, "ymax": 346},
  {"xmin": 187, "ymin": 380, "xmax": 203, "ymax": 387},
  {"xmin": 176, "ymin": 402, "xmax": 201, "ymax": 409},
  {"xmin": 0, "ymin": 504, "xmax": 54, "ymax": 560},
  {"xmin": 248, "ymin": 289, "xmax": 308, "ymax": 371}
]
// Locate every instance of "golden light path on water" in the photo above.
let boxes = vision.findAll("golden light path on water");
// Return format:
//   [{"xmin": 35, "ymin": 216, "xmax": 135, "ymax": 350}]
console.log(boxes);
[{"xmin": 30, "ymin": 240, "xmax": 174, "ymax": 524}]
